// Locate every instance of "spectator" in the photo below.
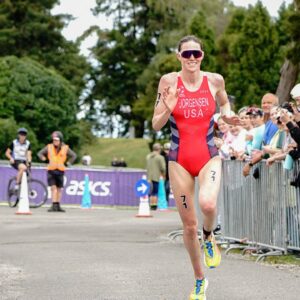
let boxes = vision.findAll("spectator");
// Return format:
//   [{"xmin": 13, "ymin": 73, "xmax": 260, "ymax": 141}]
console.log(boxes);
[
  {"xmin": 246, "ymin": 107, "xmax": 265, "ymax": 154},
  {"xmin": 262, "ymin": 106, "xmax": 286, "ymax": 158},
  {"xmin": 119, "ymin": 157, "xmax": 127, "ymax": 167},
  {"xmin": 243, "ymin": 93, "xmax": 279, "ymax": 176},
  {"xmin": 38, "ymin": 131, "xmax": 77, "ymax": 212},
  {"xmin": 214, "ymin": 116, "xmax": 234, "ymax": 159},
  {"xmin": 5, "ymin": 128, "xmax": 32, "ymax": 190},
  {"xmin": 82, "ymin": 153, "xmax": 92, "ymax": 166},
  {"xmin": 161, "ymin": 142, "xmax": 170, "ymax": 204},
  {"xmin": 227, "ymin": 124, "xmax": 246, "ymax": 160},
  {"xmin": 146, "ymin": 143, "xmax": 166, "ymax": 210},
  {"xmin": 111, "ymin": 157, "xmax": 119, "ymax": 167}
]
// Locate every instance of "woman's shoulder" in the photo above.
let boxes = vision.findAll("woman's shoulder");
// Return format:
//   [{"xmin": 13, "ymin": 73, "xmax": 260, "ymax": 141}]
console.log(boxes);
[
  {"xmin": 160, "ymin": 72, "xmax": 178, "ymax": 86},
  {"xmin": 205, "ymin": 71, "xmax": 225, "ymax": 87}
]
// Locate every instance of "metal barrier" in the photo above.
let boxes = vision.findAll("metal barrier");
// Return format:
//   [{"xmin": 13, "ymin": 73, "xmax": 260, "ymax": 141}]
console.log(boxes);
[{"xmin": 220, "ymin": 160, "xmax": 300, "ymax": 260}]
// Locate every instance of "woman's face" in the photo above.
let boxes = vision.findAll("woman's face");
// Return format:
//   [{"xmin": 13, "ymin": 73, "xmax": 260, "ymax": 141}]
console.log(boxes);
[
  {"xmin": 218, "ymin": 118, "xmax": 229, "ymax": 134},
  {"xmin": 270, "ymin": 107, "xmax": 279, "ymax": 124},
  {"xmin": 229, "ymin": 125, "xmax": 241, "ymax": 137},
  {"xmin": 239, "ymin": 111, "xmax": 251, "ymax": 129},
  {"xmin": 177, "ymin": 40, "xmax": 203, "ymax": 73}
]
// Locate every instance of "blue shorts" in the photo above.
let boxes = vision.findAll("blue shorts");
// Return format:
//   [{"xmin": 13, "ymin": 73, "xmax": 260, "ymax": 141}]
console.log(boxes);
[{"xmin": 150, "ymin": 181, "xmax": 159, "ymax": 196}]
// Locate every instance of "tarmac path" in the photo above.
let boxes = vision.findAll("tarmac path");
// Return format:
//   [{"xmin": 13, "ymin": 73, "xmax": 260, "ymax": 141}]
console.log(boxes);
[{"xmin": 0, "ymin": 205, "xmax": 300, "ymax": 300}]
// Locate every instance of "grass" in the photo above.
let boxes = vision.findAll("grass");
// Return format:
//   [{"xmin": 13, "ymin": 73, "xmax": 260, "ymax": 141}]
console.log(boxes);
[
  {"xmin": 81, "ymin": 137, "xmax": 151, "ymax": 169},
  {"xmin": 225, "ymin": 247, "xmax": 300, "ymax": 266}
]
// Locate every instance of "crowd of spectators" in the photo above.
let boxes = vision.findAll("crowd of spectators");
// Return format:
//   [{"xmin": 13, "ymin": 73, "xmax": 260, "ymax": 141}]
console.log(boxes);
[{"xmin": 213, "ymin": 83, "xmax": 300, "ymax": 181}]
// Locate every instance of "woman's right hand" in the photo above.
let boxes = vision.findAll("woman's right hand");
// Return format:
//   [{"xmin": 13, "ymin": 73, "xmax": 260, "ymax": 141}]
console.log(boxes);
[{"xmin": 162, "ymin": 86, "xmax": 178, "ymax": 113}]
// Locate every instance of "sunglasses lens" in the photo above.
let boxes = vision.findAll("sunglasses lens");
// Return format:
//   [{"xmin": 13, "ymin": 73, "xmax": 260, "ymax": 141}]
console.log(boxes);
[{"xmin": 181, "ymin": 50, "xmax": 202, "ymax": 59}]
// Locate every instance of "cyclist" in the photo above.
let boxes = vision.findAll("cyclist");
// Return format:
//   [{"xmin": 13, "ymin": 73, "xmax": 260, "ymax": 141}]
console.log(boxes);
[
  {"xmin": 5, "ymin": 128, "xmax": 32, "ymax": 190},
  {"xmin": 38, "ymin": 131, "xmax": 76, "ymax": 212}
]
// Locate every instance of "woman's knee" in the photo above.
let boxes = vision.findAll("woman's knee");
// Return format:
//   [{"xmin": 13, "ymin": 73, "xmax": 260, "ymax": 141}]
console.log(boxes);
[
  {"xmin": 200, "ymin": 200, "xmax": 217, "ymax": 215},
  {"xmin": 183, "ymin": 221, "xmax": 198, "ymax": 238}
]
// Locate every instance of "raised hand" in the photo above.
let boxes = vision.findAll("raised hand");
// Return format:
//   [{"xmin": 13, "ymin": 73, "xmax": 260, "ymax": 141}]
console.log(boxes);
[
  {"xmin": 162, "ymin": 86, "xmax": 178, "ymax": 113},
  {"xmin": 222, "ymin": 115, "xmax": 241, "ymax": 126}
]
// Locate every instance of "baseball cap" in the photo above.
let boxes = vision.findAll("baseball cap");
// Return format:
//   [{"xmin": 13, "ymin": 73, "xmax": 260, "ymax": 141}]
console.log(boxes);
[
  {"xmin": 17, "ymin": 127, "xmax": 28, "ymax": 135},
  {"xmin": 291, "ymin": 83, "xmax": 300, "ymax": 100},
  {"xmin": 246, "ymin": 107, "xmax": 263, "ymax": 117}
]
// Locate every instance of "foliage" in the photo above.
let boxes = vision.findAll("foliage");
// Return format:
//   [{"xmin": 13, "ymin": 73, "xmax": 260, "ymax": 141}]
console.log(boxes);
[
  {"xmin": 0, "ymin": 56, "xmax": 86, "ymax": 159},
  {"xmin": 0, "ymin": 0, "xmax": 90, "ymax": 95},
  {"xmin": 189, "ymin": 10, "xmax": 217, "ymax": 72},
  {"xmin": 224, "ymin": 3, "xmax": 282, "ymax": 107},
  {"xmin": 87, "ymin": 0, "xmax": 239, "ymax": 137}
]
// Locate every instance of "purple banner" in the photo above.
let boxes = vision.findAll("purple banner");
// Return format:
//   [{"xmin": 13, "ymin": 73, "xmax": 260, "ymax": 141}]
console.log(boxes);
[{"xmin": 0, "ymin": 165, "xmax": 175, "ymax": 207}]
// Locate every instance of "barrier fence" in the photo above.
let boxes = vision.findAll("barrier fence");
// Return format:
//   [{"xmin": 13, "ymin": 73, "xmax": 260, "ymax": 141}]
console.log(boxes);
[
  {"xmin": 0, "ymin": 164, "xmax": 176, "ymax": 207},
  {"xmin": 220, "ymin": 160, "xmax": 300, "ymax": 256}
]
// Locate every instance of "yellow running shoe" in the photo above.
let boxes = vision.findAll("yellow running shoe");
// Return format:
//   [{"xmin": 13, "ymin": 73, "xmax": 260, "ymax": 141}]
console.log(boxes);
[
  {"xmin": 203, "ymin": 233, "xmax": 221, "ymax": 268},
  {"xmin": 189, "ymin": 278, "xmax": 208, "ymax": 300}
]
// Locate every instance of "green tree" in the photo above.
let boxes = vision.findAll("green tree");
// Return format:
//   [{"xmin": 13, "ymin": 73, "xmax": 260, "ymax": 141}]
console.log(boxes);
[
  {"xmin": 189, "ymin": 10, "xmax": 217, "ymax": 71},
  {"xmin": 0, "ymin": 56, "xmax": 83, "ymax": 157},
  {"xmin": 225, "ymin": 2, "xmax": 281, "ymax": 107},
  {"xmin": 0, "ymin": 0, "xmax": 89, "ymax": 95}
]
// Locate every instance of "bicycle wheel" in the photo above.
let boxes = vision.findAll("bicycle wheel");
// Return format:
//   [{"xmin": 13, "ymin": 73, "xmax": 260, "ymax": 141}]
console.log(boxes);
[
  {"xmin": 7, "ymin": 177, "xmax": 19, "ymax": 207},
  {"xmin": 27, "ymin": 178, "xmax": 48, "ymax": 208}
]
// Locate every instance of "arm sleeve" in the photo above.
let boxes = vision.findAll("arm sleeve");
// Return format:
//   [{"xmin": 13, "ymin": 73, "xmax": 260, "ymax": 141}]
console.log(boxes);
[
  {"xmin": 37, "ymin": 147, "xmax": 48, "ymax": 160},
  {"xmin": 67, "ymin": 148, "xmax": 77, "ymax": 164},
  {"xmin": 8, "ymin": 142, "xmax": 14, "ymax": 151},
  {"xmin": 160, "ymin": 156, "xmax": 166, "ymax": 175}
]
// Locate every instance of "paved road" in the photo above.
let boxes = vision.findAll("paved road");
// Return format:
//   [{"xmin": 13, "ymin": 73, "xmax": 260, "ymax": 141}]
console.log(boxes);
[{"xmin": 0, "ymin": 205, "xmax": 300, "ymax": 300}]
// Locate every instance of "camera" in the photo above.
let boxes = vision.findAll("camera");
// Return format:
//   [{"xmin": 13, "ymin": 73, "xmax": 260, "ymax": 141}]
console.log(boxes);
[
  {"xmin": 280, "ymin": 102, "xmax": 294, "ymax": 113},
  {"xmin": 276, "ymin": 102, "xmax": 294, "ymax": 124}
]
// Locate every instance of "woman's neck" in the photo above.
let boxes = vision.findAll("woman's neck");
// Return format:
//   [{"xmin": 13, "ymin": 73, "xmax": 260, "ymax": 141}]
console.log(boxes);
[{"xmin": 180, "ymin": 69, "xmax": 202, "ymax": 87}]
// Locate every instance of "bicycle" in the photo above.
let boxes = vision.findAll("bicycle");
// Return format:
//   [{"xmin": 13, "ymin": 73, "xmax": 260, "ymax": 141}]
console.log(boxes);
[{"xmin": 7, "ymin": 166, "xmax": 48, "ymax": 208}]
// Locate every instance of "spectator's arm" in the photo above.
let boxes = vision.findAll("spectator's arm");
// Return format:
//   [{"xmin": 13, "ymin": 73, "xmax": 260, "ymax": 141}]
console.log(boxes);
[
  {"xmin": 67, "ymin": 148, "xmax": 77, "ymax": 165},
  {"xmin": 38, "ymin": 147, "xmax": 48, "ymax": 161},
  {"xmin": 286, "ymin": 121, "xmax": 300, "ymax": 145},
  {"xmin": 160, "ymin": 156, "xmax": 166, "ymax": 177}
]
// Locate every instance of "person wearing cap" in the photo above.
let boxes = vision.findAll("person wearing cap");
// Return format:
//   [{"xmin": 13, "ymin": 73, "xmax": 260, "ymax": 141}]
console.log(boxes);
[
  {"xmin": 5, "ymin": 128, "xmax": 32, "ymax": 190},
  {"xmin": 245, "ymin": 107, "xmax": 265, "ymax": 154},
  {"xmin": 243, "ymin": 93, "xmax": 279, "ymax": 177},
  {"xmin": 38, "ymin": 131, "xmax": 77, "ymax": 212}
]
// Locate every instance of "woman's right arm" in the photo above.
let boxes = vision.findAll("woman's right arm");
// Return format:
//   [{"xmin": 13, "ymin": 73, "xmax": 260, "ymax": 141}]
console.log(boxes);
[{"xmin": 152, "ymin": 73, "xmax": 177, "ymax": 131}]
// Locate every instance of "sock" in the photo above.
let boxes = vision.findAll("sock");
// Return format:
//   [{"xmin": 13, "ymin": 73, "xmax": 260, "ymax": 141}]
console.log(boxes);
[{"xmin": 203, "ymin": 227, "xmax": 212, "ymax": 239}]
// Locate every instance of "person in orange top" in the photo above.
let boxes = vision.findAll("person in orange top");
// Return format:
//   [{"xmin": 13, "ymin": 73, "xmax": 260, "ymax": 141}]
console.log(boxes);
[{"xmin": 38, "ymin": 131, "xmax": 77, "ymax": 212}]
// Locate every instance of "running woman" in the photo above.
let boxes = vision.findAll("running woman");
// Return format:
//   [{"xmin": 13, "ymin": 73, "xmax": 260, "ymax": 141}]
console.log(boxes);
[{"xmin": 152, "ymin": 35, "xmax": 239, "ymax": 299}]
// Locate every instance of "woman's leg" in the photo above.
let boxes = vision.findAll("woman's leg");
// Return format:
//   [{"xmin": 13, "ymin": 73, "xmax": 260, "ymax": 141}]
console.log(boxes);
[
  {"xmin": 169, "ymin": 161, "xmax": 204, "ymax": 279},
  {"xmin": 198, "ymin": 156, "xmax": 222, "ymax": 235}
]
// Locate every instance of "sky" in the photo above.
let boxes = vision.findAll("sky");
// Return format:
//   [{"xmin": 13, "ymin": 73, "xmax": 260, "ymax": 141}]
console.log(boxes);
[{"xmin": 52, "ymin": 0, "xmax": 293, "ymax": 55}]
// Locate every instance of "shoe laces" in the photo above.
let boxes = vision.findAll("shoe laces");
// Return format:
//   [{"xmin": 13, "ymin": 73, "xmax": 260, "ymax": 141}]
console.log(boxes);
[
  {"xmin": 195, "ymin": 279, "xmax": 204, "ymax": 294},
  {"xmin": 205, "ymin": 240, "xmax": 214, "ymax": 257}
]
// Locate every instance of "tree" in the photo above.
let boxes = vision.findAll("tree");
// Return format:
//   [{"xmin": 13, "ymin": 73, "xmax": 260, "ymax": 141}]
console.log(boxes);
[
  {"xmin": 0, "ymin": 56, "xmax": 84, "ymax": 157},
  {"xmin": 189, "ymin": 10, "xmax": 217, "ymax": 72},
  {"xmin": 276, "ymin": 0, "xmax": 300, "ymax": 103},
  {"xmin": 0, "ymin": 0, "xmax": 89, "ymax": 95},
  {"xmin": 225, "ymin": 2, "xmax": 282, "ymax": 108}
]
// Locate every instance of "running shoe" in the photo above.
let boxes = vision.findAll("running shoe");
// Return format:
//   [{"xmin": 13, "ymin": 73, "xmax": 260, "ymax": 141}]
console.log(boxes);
[
  {"xmin": 203, "ymin": 233, "xmax": 221, "ymax": 268},
  {"xmin": 189, "ymin": 278, "xmax": 208, "ymax": 300}
]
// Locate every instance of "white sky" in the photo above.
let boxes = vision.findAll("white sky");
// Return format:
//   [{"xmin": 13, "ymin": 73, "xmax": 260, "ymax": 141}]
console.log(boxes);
[{"xmin": 52, "ymin": 0, "xmax": 293, "ymax": 56}]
